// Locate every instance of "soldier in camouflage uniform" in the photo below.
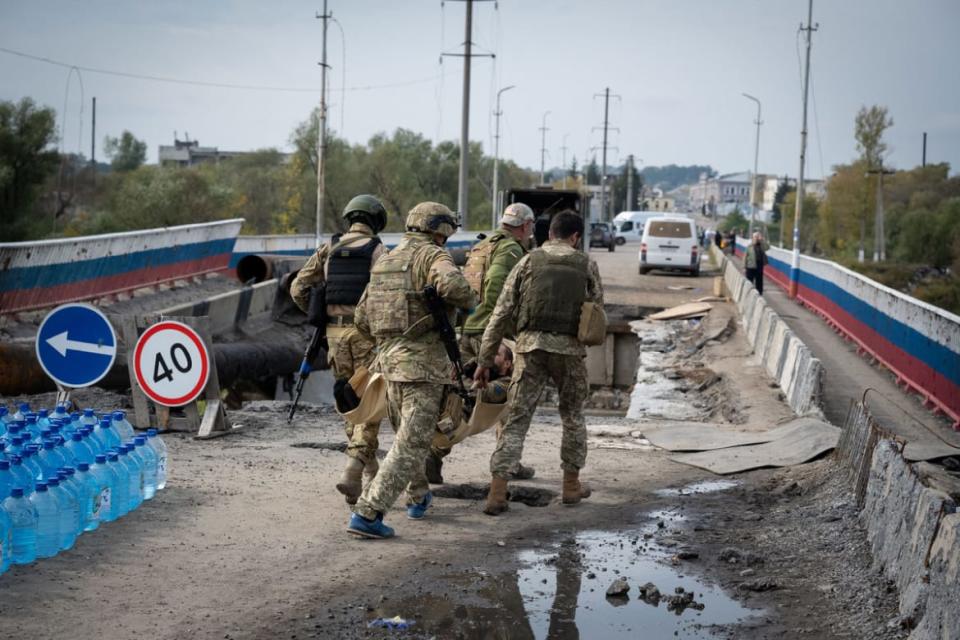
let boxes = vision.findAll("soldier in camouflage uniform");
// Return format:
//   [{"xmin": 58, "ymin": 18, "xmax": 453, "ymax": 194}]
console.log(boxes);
[
  {"xmin": 425, "ymin": 202, "xmax": 537, "ymax": 484},
  {"xmin": 347, "ymin": 202, "xmax": 476, "ymax": 539},
  {"xmin": 289, "ymin": 195, "xmax": 388, "ymax": 504},
  {"xmin": 474, "ymin": 211, "xmax": 603, "ymax": 515}
]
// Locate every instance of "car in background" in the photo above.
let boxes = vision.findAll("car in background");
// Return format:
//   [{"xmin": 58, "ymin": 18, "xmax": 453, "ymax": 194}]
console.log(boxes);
[
  {"xmin": 613, "ymin": 210, "xmax": 676, "ymax": 245},
  {"xmin": 589, "ymin": 222, "xmax": 616, "ymax": 251},
  {"xmin": 639, "ymin": 215, "xmax": 701, "ymax": 276}
]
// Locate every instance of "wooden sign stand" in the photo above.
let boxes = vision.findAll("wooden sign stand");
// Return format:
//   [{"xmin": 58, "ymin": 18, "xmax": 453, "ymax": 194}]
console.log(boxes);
[{"xmin": 120, "ymin": 314, "xmax": 240, "ymax": 439}]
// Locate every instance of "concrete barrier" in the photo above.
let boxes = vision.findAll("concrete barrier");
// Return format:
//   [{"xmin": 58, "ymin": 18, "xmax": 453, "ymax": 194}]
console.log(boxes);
[
  {"xmin": 734, "ymin": 239, "xmax": 960, "ymax": 427},
  {"xmin": 0, "ymin": 219, "xmax": 244, "ymax": 314},
  {"xmin": 156, "ymin": 279, "xmax": 278, "ymax": 336},
  {"xmin": 861, "ymin": 439, "xmax": 959, "ymax": 638},
  {"xmin": 711, "ymin": 242, "xmax": 822, "ymax": 416}
]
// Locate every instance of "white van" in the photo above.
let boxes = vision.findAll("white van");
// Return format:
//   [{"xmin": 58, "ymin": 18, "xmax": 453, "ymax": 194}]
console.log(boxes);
[
  {"xmin": 639, "ymin": 215, "xmax": 701, "ymax": 276},
  {"xmin": 613, "ymin": 211, "xmax": 659, "ymax": 245}
]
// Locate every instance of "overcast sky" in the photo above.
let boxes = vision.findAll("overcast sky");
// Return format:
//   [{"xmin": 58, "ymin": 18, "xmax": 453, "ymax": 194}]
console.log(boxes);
[{"xmin": 2, "ymin": 0, "xmax": 958, "ymax": 180}]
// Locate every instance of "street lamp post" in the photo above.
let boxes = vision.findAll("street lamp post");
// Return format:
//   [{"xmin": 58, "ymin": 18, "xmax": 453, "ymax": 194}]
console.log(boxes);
[
  {"xmin": 539, "ymin": 110, "xmax": 551, "ymax": 185},
  {"xmin": 742, "ymin": 93, "xmax": 762, "ymax": 235},
  {"xmin": 492, "ymin": 84, "xmax": 515, "ymax": 230}
]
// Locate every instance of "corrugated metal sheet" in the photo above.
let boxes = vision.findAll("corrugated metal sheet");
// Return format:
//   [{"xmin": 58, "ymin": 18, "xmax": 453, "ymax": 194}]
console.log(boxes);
[{"xmin": 0, "ymin": 219, "xmax": 243, "ymax": 314}]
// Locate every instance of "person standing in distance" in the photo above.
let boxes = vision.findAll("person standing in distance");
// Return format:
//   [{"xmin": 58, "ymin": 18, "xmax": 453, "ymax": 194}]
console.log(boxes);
[
  {"xmin": 290, "ymin": 194, "xmax": 388, "ymax": 504},
  {"xmin": 474, "ymin": 211, "xmax": 603, "ymax": 515},
  {"xmin": 425, "ymin": 202, "xmax": 537, "ymax": 484},
  {"xmin": 744, "ymin": 231, "xmax": 769, "ymax": 295},
  {"xmin": 347, "ymin": 202, "xmax": 476, "ymax": 539}
]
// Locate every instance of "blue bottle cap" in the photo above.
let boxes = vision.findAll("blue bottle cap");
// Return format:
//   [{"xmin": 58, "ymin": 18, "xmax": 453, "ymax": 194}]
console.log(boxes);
[
  {"xmin": 117, "ymin": 447, "xmax": 128, "ymax": 456},
  {"xmin": 107, "ymin": 453, "xmax": 118, "ymax": 462},
  {"xmin": 11, "ymin": 488, "xmax": 24, "ymax": 498},
  {"xmin": 47, "ymin": 477, "xmax": 59, "ymax": 487},
  {"xmin": 77, "ymin": 463, "xmax": 90, "ymax": 471},
  {"xmin": 94, "ymin": 455, "xmax": 107, "ymax": 464},
  {"xmin": 39, "ymin": 409, "xmax": 49, "ymax": 417},
  {"xmin": 113, "ymin": 410, "xmax": 125, "ymax": 420},
  {"xmin": 49, "ymin": 424, "xmax": 60, "ymax": 433},
  {"xmin": 134, "ymin": 437, "xmax": 146, "ymax": 445},
  {"xmin": 57, "ymin": 470, "xmax": 67, "ymax": 480},
  {"xmin": 0, "ymin": 407, "xmax": 7, "ymax": 417},
  {"xmin": 0, "ymin": 460, "xmax": 9, "ymax": 470},
  {"xmin": 99, "ymin": 418, "xmax": 111, "ymax": 428},
  {"xmin": 18, "ymin": 403, "xmax": 30, "ymax": 411},
  {"xmin": 70, "ymin": 412, "xmax": 81, "ymax": 420},
  {"xmin": 35, "ymin": 482, "xmax": 47, "ymax": 491},
  {"xmin": 7, "ymin": 424, "xmax": 20, "ymax": 434},
  {"xmin": 42, "ymin": 441, "xmax": 55, "ymax": 450},
  {"xmin": 40, "ymin": 429, "xmax": 52, "ymax": 439},
  {"xmin": 71, "ymin": 433, "xmax": 83, "ymax": 442},
  {"xmin": 147, "ymin": 429, "xmax": 158, "ymax": 437},
  {"xmin": 64, "ymin": 467, "xmax": 75, "ymax": 475}
]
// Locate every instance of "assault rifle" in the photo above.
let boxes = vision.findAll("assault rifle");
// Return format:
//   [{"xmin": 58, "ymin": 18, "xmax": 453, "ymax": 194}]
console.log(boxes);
[
  {"xmin": 288, "ymin": 284, "xmax": 329, "ymax": 423},
  {"xmin": 422, "ymin": 285, "xmax": 473, "ymax": 416}
]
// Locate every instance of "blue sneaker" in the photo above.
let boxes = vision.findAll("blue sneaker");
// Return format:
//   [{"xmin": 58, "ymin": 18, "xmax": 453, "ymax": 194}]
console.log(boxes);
[
  {"xmin": 406, "ymin": 491, "xmax": 433, "ymax": 520},
  {"xmin": 347, "ymin": 512, "xmax": 395, "ymax": 539}
]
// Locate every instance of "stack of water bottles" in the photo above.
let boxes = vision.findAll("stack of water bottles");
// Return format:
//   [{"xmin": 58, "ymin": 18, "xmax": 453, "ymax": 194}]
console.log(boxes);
[{"xmin": 0, "ymin": 403, "xmax": 168, "ymax": 573}]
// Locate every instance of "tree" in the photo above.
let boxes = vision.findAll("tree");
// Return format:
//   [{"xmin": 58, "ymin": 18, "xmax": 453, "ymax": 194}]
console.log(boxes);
[
  {"xmin": 585, "ymin": 156, "xmax": 600, "ymax": 185},
  {"xmin": 854, "ymin": 105, "xmax": 893, "ymax": 170},
  {"xmin": 0, "ymin": 97, "xmax": 59, "ymax": 240},
  {"xmin": 104, "ymin": 130, "xmax": 147, "ymax": 172}
]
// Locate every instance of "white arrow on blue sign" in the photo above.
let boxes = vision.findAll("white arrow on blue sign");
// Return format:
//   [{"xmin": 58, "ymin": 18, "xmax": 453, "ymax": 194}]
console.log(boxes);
[{"xmin": 35, "ymin": 303, "xmax": 118, "ymax": 389}]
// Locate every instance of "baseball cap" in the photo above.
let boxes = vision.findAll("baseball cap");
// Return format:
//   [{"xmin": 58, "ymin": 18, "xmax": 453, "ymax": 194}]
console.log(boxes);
[{"xmin": 500, "ymin": 203, "xmax": 535, "ymax": 227}]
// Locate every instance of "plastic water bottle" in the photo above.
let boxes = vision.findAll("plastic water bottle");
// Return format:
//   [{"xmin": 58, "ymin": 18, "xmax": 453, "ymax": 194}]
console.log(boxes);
[
  {"xmin": 57, "ymin": 469, "xmax": 84, "ymax": 535},
  {"xmin": 23, "ymin": 415, "xmax": 41, "ymax": 441},
  {"xmin": 9, "ymin": 456, "xmax": 34, "ymax": 494},
  {"xmin": 37, "ymin": 409, "xmax": 51, "ymax": 431},
  {"xmin": 2, "ymin": 488, "xmax": 37, "ymax": 565},
  {"xmin": 12, "ymin": 403, "xmax": 29, "ymax": 423},
  {"xmin": 116, "ymin": 446, "xmax": 142, "ymax": 512},
  {"xmin": 0, "ymin": 500, "xmax": 11, "ymax": 574},
  {"xmin": 94, "ymin": 418, "xmax": 121, "ymax": 452},
  {"xmin": 52, "ymin": 404, "xmax": 69, "ymax": 423},
  {"xmin": 89, "ymin": 456, "xmax": 115, "ymax": 524},
  {"xmin": 147, "ymin": 429, "xmax": 168, "ymax": 490},
  {"xmin": 65, "ymin": 433, "xmax": 95, "ymax": 466},
  {"xmin": 80, "ymin": 408, "xmax": 99, "ymax": 430},
  {"xmin": 18, "ymin": 448, "xmax": 42, "ymax": 484},
  {"xmin": 46, "ymin": 477, "xmax": 76, "ymax": 551},
  {"xmin": 37, "ymin": 441, "xmax": 67, "ymax": 480},
  {"xmin": 0, "ymin": 460, "xmax": 15, "ymax": 501},
  {"xmin": 0, "ymin": 407, "xmax": 8, "ymax": 437},
  {"xmin": 134, "ymin": 436, "xmax": 158, "ymax": 500},
  {"xmin": 105, "ymin": 452, "xmax": 129, "ymax": 520},
  {"xmin": 29, "ymin": 482, "xmax": 60, "ymax": 559},
  {"xmin": 111, "ymin": 411, "xmax": 135, "ymax": 441},
  {"xmin": 73, "ymin": 463, "xmax": 100, "ymax": 532}
]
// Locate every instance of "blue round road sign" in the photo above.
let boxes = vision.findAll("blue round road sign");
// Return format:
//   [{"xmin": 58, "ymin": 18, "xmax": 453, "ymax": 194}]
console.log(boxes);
[{"xmin": 35, "ymin": 303, "xmax": 118, "ymax": 389}]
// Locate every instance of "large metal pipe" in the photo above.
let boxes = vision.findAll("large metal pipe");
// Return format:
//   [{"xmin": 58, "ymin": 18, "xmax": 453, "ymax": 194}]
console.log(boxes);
[
  {"xmin": 0, "ymin": 339, "xmax": 319, "ymax": 397},
  {"xmin": 236, "ymin": 254, "xmax": 307, "ymax": 284}
]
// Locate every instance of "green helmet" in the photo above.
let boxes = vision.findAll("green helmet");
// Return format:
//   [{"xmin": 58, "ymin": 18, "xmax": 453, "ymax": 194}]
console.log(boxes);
[
  {"xmin": 405, "ymin": 201, "xmax": 458, "ymax": 238},
  {"xmin": 342, "ymin": 194, "xmax": 387, "ymax": 233}
]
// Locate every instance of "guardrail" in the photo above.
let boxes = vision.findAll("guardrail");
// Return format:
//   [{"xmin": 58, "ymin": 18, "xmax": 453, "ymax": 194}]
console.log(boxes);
[
  {"xmin": 0, "ymin": 219, "xmax": 244, "ymax": 315},
  {"xmin": 734, "ymin": 239, "xmax": 960, "ymax": 427}
]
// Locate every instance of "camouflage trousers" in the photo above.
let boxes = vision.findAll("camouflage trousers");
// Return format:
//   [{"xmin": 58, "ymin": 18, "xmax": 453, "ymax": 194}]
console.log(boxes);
[
  {"xmin": 490, "ymin": 350, "xmax": 588, "ymax": 477},
  {"xmin": 354, "ymin": 381, "xmax": 445, "ymax": 519},
  {"xmin": 329, "ymin": 331, "xmax": 380, "ymax": 464}
]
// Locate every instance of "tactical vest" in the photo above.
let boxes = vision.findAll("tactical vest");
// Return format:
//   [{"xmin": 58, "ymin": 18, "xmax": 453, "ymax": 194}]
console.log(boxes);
[
  {"xmin": 463, "ymin": 231, "xmax": 507, "ymax": 302},
  {"xmin": 517, "ymin": 249, "xmax": 589, "ymax": 335},
  {"xmin": 325, "ymin": 235, "xmax": 382, "ymax": 306},
  {"xmin": 365, "ymin": 241, "xmax": 439, "ymax": 339}
]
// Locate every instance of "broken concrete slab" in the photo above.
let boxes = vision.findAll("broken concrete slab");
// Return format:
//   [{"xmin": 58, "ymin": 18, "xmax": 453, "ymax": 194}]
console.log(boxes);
[
  {"xmin": 669, "ymin": 418, "xmax": 839, "ymax": 474},
  {"xmin": 641, "ymin": 418, "xmax": 817, "ymax": 452},
  {"xmin": 648, "ymin": 302, "xmax": 712, "ymax": 321}
]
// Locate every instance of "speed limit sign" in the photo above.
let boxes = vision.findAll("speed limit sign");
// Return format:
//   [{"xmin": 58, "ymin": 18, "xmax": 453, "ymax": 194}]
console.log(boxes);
[{"xmin": 133, "ymin": 321, "xmax": 211, "ymax": 406}]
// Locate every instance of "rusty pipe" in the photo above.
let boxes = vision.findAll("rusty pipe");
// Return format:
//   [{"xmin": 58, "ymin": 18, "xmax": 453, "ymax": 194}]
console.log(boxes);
[{"xmin": 236, "ymin": 254, "xmax": 307, "ymax": 284}]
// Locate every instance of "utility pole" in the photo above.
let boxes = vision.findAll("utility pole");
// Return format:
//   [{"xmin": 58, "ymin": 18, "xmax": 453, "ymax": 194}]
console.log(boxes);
[
  {"xmin": 742, "ymin": 93, "xmax": 762, "ymax": 234},
  {"xmin": 492, "ymin": 84, "xmax": 515, "ymax": 229},
  {"xmin": 539, "ymin": 111, "xmax": 551, "ymax": 185},
  {"xmin": 560, "ymin": 134, "xmax": 569, "ymax": 189},
  {"xmin": 315, "ymin": 1, "xmax": 331, "ymax": 249},
  {"xmin": 866, "ymin": 163, "xmax": 895, "ymax": 262},
  {"xmin": 442, "ymin": 0, "xmax": 495, "ymax": 227},
  {"xmin": 626, "ymin": 154, "xmax": 634, "ymax": 211},
  {"xmin": 922, "ymin": 132, "xmax": 927, "ymax": 167},
  {"xmin": 90, "ymin": 97, "xmax": 96, "ymax": 187},
  {"xmin": 593, "ymin": 87, "xmax": 620, "ymax": 222},
  {"xmin": 789, "ymin": 0, "xmax": 817, "ymax": 300}
]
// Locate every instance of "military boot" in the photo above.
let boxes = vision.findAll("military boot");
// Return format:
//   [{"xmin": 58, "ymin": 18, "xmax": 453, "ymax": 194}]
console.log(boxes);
[
  {"xmin": 336, "ymin": 457, "xmax": 364, "ymax": 505},
  {"xmin": 507, "ymin": 461, "xmax": 536, "ymax": 480},
  {"xmin": 561, "ymin": 470, "xmax": 592, "ymax": 506},
  {"xmin": 425, "ymin": 451, "xmax": 444, "ymax": 484},
  {"xmin": 483, "ymin": 476, "xmax": 509, "ymax": 516}
]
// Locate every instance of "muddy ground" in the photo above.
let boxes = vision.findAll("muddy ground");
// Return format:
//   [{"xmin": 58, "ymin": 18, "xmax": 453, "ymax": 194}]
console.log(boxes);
[{"xmin": 0, "ymin": 249, "xmax": 906, "ymax": 639}]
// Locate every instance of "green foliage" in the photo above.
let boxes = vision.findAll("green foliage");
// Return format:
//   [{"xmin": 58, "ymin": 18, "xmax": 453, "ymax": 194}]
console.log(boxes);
[
  {"xmin": 718, "ymin": 209, "xmax": 748, "ymax": 233},
  {"xmin": 640, "ymin": 164, "xmax": 714, "ymax": 191},
  {"xmin": 585, "ymin": 156, "xmax": 600, "ymax": 185},
  {"xmin": 611, "ymin": 163, "xmax": 643, "ymax": 212},
  {"xmin": 103, "ymin": 130, "xmax": 147, "ymax": 172},
  {"xmin": 779, "ymin": 191, "xmax": 820, "ymax": 252},
  {"xmin": 0, "ymin": 97, "xmax": 59, "ymax": 241},
  {"xmin": 854, "ymin": 105, "xmax": 893, "ymax": 169}
]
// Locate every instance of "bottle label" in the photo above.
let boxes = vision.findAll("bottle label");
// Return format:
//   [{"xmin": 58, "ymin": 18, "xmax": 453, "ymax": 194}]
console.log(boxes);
[
  {"xmin": 158, "ymin": 455, "xmax": 167, "ymax": 475},
  {"xmin": 93, "ymin": 487, "xmax": 111, "ymax": 519}
]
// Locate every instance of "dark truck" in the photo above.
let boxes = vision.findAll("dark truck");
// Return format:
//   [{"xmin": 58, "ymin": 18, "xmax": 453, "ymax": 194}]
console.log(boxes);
[{"xmin": 505, "ymin": 187, "xmax": 584, "ymax": 248}]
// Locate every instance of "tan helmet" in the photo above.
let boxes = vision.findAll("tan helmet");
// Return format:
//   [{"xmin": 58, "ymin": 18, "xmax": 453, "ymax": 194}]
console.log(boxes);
[
  {"xmin": 500, "ymin": 202, "xmax": 534, "ymax": 227},
  {"xmin": 406, "ymin": 201, "xmax": 458, "ymax": 238}
]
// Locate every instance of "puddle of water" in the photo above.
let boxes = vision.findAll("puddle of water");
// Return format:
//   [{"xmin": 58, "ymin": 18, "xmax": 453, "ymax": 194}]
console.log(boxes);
[{"xmin": 655, "ymin": 480, "xmax": 740, "ymax": 497}]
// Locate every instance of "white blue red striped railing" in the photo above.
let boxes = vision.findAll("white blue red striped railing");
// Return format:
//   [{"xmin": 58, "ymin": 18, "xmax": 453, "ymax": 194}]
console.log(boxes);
[
  {"xmin": 735, "ymin": 238, "xmax": 960, "ymax": 427},
  {"xmin": 0, "ymin": 219, "xmax": 244, "ymax": 314}
]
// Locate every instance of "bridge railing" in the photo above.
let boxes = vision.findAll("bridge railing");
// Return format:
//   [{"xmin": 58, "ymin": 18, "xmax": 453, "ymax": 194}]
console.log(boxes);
[
  {"xmin": 735, "ymin": 238, "xmax": 960, "ymax": 427},
  {"xmin": 0, "ymin": 219, "xmax": 244, "ymax": 315}
]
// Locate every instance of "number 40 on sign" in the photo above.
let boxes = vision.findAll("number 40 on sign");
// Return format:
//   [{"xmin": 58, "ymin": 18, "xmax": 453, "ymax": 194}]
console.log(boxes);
[{"xmin": 133, "ymin": 321, "xmax": 211, "ymax": 407}]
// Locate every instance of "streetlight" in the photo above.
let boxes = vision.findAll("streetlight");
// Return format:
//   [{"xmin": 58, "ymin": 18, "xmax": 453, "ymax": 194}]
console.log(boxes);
[
  {"xmin": 742, "ymin": 93, "xmax": 762, "ymax": 235},
  {"xmin": 539, "ymin": 110, "xmax": 551, "ymax": 185},
  {"xmin": 492, "ymin": 85, "xmax": 516, "ymax": 229}
]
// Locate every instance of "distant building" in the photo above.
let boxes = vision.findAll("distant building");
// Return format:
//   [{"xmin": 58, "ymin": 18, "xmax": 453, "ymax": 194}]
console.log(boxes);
[
  {"xmin": 639, "ymin": 187, "xmax": 675, "ymax": 212},
  {"xmin": 158, "ymin": 136, "xmax": 290, "ymax": 167},
  {"xmin": 688, "ymin": 172, "xmax": 752, "ymax": 217}
]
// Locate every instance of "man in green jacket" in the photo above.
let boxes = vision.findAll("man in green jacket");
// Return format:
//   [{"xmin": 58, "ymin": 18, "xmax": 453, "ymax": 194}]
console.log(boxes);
[{"xmin": 424, "ymin": 203, "xmax": 537, "ymax": 484}]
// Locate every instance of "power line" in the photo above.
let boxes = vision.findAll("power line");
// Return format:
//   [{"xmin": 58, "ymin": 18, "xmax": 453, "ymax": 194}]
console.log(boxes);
[{"xmin": 0, "ymin": 45, "xmax": 467, "ymax": 95}]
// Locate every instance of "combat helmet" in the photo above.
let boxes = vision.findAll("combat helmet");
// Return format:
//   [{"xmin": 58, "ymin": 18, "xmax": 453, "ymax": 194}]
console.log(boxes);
[
  {"xmin": 343, "ymin": 194, "xmax": 388, "ymax": 233},
  {"xmin": 405, "ymin": 202, "xmax": 459, "ymax": 238}
]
